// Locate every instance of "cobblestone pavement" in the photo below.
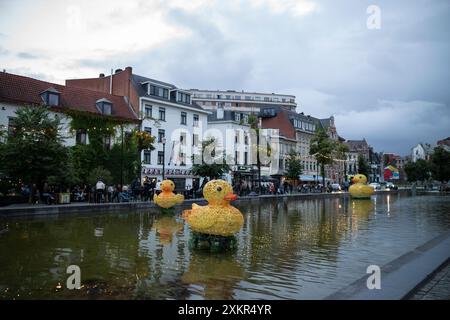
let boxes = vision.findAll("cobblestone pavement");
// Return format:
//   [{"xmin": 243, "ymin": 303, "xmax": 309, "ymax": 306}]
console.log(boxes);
[{"xmin": 410, "ymin": 262, "xmax": 450, "ymax": 300}]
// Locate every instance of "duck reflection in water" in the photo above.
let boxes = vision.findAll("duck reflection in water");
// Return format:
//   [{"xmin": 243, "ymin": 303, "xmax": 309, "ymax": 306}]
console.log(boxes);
[
  {"xmin": 350, "ymin": 199, "xmax": 375, "ymax": 219},
  {"xmin": 181, "ymin": 251, "xmax": 244, "ymax": 300},
  {"xmin": 153, "ymin": 215, "xmax": 183, "ymax": 245}
]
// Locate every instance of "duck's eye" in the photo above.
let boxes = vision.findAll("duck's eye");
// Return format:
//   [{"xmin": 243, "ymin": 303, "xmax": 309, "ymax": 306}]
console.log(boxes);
[{"xmin": 216, "ymin": 186, "xmax": 222, "ymax": 192}]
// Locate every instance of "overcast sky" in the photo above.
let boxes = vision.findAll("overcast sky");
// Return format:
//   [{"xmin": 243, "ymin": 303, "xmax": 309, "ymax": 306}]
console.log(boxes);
[{"xmin": 0, "ymin": 0, "xmax": 449, "ymax": 155}]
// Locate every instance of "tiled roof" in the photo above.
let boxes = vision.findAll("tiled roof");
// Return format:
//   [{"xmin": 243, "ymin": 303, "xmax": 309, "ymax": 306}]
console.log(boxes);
[
  {"xmin": 0, "ymin": 71, "xmax": 138, "ymax": 121},
  {"xmin": 345, "ymin": 139, "xmax": 369, "ymax": 151},
  {"xmin": 260, "ymin": 105, "xmax": 296, "ymax": 139}
]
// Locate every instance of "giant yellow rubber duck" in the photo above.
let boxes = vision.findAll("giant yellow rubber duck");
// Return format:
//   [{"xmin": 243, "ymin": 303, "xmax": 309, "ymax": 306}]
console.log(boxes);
[
  {"xmin": 182, "ymin": 180, "xmax": 244, "ymax": 236},
  {"xmin": 153, "ymin": 179, "xmax": 184, "ymax": 209},
  {"xmin": 349, "ymin": 174, "xmax": 374, "ymax": 199}
]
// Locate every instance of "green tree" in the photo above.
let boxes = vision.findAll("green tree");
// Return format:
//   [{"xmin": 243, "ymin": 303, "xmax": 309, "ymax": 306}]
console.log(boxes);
[
  {"xmin": 191, "ymin": 138, "xmax": 230, "ymax": 180},
  {"xmin": 0, "ymin": 124, "xmax": 6, "ymax": 142},
  {"xmin": 404, "ymin": 159, "xmax": 430, "ymax": 182},
  {"xmin": 0, "ymin": 105, "xmax": 70, "ymax": 202},
  {"xmin": 357, "ymin": 155, "xmax": 370, "ymax": 178},
  {"xmin": 310, "ymin": 128, "xmax": 335, "ymax": 188},
  {"xmin": 430, "ymin": 146, "xmax": 450, "ymax": 183},
  {"xmin": 133, "ymin": 129, "xmax": 155, "ymax": 180},
  {"xmin": 105, "ymin": 135, "xmax": 137, "ymax": 186},
  {"xmin": 285, "ymin": 150, "xmax": 303, "ymax": 183},
  {"xmin": 335, "ymin": 142, "xmax": 349, "ymax": 182},
  {"xmin": 87, "ymin": 166, "xmax": 113, "ymax": 186}
]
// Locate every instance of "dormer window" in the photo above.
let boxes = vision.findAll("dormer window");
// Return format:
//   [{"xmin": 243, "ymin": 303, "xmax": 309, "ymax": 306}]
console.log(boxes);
[
  {"xmin": 149, "ymin": 84, "xmax": 169, "ymax": 99},
  {"xmin": 96, "ymin": 98, "xmax": 112, "ymax": 115},
  {"xmin": 176, "ymin": 91, "xmax": 191, "ymax": 104},
  {"xmin": 261, "ymin": 108, "xmax": 276, "ymax": 117},
  {"xmin": 40, "ymin": 87, "xmax": 60, "ymax": 106}
]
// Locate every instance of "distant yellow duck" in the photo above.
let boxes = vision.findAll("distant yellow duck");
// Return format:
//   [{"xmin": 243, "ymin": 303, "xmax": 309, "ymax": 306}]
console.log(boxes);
[
  {"xmin": 349, "ymin": 174, "xmax": 374, "ymax": 199},
  {"xmin": 182, "ymin": 180, "xmax": 244, "ymax": 236},
  {"xmin": 153, "ymin": 180, "xmax": 184, "ymax": 209}
]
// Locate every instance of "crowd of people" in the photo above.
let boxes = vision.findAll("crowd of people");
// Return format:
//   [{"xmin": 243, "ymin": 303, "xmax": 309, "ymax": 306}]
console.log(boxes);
[
  {"xmin": 70, "ymin": 176, "xmax": 202, "ymax": 204},
  {"xmin": 232, "ymin": 179, "xmax": 350, "ymax": 196},
  {"xmin": 16, "ymin": 176, "xmax": 353, "ymax": 205}
]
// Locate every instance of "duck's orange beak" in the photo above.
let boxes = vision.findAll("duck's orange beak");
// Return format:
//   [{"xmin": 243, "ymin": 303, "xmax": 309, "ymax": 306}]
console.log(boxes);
[{"xmin": 224, "ymin": 193, "xmax": 237, "ymax": 201}]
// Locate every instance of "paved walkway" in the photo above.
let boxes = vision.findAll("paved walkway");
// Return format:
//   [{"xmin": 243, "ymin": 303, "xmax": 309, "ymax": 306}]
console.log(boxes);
[{"xmin": 409, "ymin": 262, "xmax": 450, "ymax": 300}]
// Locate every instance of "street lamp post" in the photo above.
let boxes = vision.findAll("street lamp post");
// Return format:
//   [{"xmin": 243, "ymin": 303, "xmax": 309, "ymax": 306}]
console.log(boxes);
[
  {"xmin": 256, "ymin": 116, "xmax": 262, "ymax": 195},
  {"xmin": 120, "ymin": 125, "xmax": 124, "ymax": 187},
  {"xmin": 162, "ymin": 137, "xmax": 166, "ymax": 180}
]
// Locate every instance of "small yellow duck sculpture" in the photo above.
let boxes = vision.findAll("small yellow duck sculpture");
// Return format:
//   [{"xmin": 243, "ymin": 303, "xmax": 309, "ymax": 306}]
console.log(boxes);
[
  {"xmin": 153, "ymin": 179, "xmax": 184, "ymax": 209},
  {"xmin": 349, "ymin": 174, "xmax": 374, "ymax": 199},
  {"xmin": 182, "ymin": 180, "xmax": 244, "ymax": 237}
]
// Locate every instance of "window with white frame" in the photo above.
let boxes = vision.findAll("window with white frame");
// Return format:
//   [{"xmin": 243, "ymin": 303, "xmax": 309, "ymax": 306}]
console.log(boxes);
[
  {"xmin": 144, "ymin": 150, "xmax": 151, "ymax": 164},
  {"xmin": 144, "ymin": 104, "xmax": 152, "ymax": 118},
  {"xmin": 193, "ymin": 114, "xmax": 199, "ymax": 127}
]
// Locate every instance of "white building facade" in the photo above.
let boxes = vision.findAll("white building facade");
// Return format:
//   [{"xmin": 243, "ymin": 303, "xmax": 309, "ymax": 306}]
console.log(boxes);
[
  {"xmin": 134, "ymin": 76, "xmax": 209, "ymax": 190},
  {"xmin": 188, "ymin": 89, "xmax": 297, "ymax": 113},
  {"xmin": 411, "ymin": 143, "xmax": 433, "ymax": 162}
]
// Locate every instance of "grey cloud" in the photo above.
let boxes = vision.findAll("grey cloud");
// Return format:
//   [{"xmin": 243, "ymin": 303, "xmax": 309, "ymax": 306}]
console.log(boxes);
[
  {"xmin": 127, "ymin": 0, "xmax": 449, "ymax": 154},
  {"xmin": 17, "ymin": 52, "xmax": 39, "ymax": 59},
  {"xmin": 4, "ymin": 0, "xmax": 447, "ymax": 155},
  {"xmin": 335, "ymin": 100, "xmax": 450, "ymax": 154}
]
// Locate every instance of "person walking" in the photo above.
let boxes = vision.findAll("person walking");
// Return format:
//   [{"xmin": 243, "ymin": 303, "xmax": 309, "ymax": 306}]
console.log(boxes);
[
  {"xmin": 150, "ymin": 178, "xmax": 156, "ymax": 199},
  {"xmin": 143, "ymin": 177, "xmax": 151, "ymax": 201},
  {"xmin": 111, "ymin": 184, "xmax": 120, "ymax": 203},
  {"xmin": 155, "ymin": 179, "xmax": 162, "ymax": 196},
  {"xmin": 96, "ymin": 178, "xmax": 105, "ymax": 203},
  {"xmin": 107, "ymin": 185, "xmax": 114, "ymax": 202}
]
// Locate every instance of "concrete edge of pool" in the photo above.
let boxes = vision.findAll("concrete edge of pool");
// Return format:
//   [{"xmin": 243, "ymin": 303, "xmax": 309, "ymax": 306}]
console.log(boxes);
[
  {"xmin": 0, "ymin": 189, "xmax": 413, "ymax": 218},
  {"xmin": 325, "ymin": 230, "xmax": 450, "ymax": 300}
]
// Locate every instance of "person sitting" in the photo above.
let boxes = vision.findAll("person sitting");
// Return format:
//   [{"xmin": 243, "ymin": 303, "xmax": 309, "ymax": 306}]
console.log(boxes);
[
  {"xmin": 120, "ymin": 185, "xmax": 130, "ymax": 202},
  {"xmin": 73, "ymin": 185, "xmax": 85, "ymax": 202},
  {"xmin": 42, "ymin": 182, "xmax": 56, "ymax": 205}
]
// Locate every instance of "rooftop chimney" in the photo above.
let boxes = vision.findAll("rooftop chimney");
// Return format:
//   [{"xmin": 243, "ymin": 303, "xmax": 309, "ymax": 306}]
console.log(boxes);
[
  {"xmin": 99, "ymin": 73, "xmax": 105, "ymax": 78},
  {"xmin": 115, "ymin": 68, "xmax": 122, "ymax": 74}
]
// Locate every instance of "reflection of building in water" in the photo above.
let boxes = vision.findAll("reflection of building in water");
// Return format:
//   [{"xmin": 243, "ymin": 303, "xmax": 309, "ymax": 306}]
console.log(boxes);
[
  {"xmin": 181, "ymin": 252, "xmax": 244, "ymax": 300},
  {"xmin": 236, "ymin": 196, "xmax": 384, "ymax": 278},
  {"xmin": 0, "ymin": 212, "xmax": 160, "ymax": 299}
]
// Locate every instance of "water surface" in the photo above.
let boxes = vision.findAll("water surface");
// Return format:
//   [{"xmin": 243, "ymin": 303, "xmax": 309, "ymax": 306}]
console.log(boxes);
[{"xmin": 0, "ymin": 193, "xmax": 449, "ymax": 299}]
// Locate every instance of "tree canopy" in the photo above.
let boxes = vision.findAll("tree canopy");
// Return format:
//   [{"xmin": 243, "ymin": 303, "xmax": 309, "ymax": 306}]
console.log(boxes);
[
  {"xmin": 404, "ymin": 159, "xmax": 430, "ymax": 182},
  {"xmin": 334, "ymin": 142, "xmax": 349, "ymax": 181},
  {"xmin": 0, "ymin": 105, "xmax": 70, "ymax": 201},
  {"xmin": 430, "ymin": 146, "xmax": 450, "ymax": 183},
  {"xmin": 310, "ymin": 128, "xmax": 335, "ymax": 186},
  {"xmin": 357, "ymin": 155, "xmax": 370, "ymax": 178},
  {"xmin": 285, "ymin": 150, "xmax": 303, "ymax": 181},
  {"xmin": 191, "ymin": 138, "xmax": 230, "ymax": 180}
]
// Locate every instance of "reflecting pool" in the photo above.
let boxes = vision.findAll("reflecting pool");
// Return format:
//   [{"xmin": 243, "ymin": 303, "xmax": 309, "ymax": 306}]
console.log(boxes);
[{"xmin": 0, "ymin": 193, "xmax": 449, "ymax": 299}]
